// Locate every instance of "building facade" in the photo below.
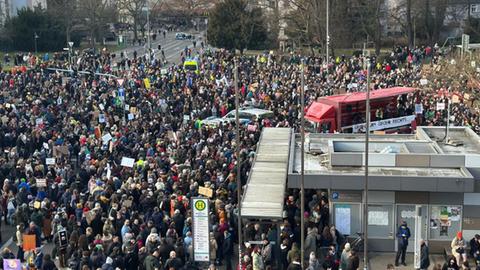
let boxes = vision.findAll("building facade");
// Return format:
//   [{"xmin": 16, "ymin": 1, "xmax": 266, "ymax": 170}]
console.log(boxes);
[{"xmin": 288, "ymin": 126, "xmax": 480, "ymax": 253}]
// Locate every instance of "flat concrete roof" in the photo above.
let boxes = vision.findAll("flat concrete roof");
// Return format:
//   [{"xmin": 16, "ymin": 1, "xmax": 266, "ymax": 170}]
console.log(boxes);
[
  {"xmin": 418, "ymin": 127, "xmax": 480, "ymax": 154},
  {"xmin": 241, "ymin": 128, "xmax": 291, "ymax": 220},
  {"xmin": 288, "ymin": 126, "xmax": 480, "ymax": 192}
]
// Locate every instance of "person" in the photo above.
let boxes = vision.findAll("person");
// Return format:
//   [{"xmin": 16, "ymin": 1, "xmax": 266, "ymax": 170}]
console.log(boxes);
[
  {"xmin": 395, "ymin": 221, "xmax": 411, "ymax": 266},
  {"xmin": 443, "ymin": 256, "xmax": 460, "ymax": 270},
  {"xmin": 322, "ymin": 245, "xmax": 339, "ymax": 270},
  {"xmin": 287, "ymin": 243, "xmax": 300, "ymax": 265},
  {"xmin": 307, "ymin": 251, "xmax": 320, "ymax": 270},
  {"xmin": 223, "ymin": 230, "xmax": 234, "ymax": 270},
  {"xmin": 15, "ymin": 224, "xmax": 25, "ymax": 262},
  {"xmin": 469, "ymin": 235, "xmax": 480, "ymax": 265},
  {"xmin": 165, "ymin": 251, "xmax": 182, "ymax": 270},
  {"xmin": 252, "ymin": 247, "xmax": 264, "ymax": 270},
  {"xmin": 287, "ymin": 255, "xmax": 302, "ymax": 270},
  {"xmin": 452, "ymin": 231, "xmax": 467, "ymax": 266},
  {"xmin": 41, "ymin": 254, "xmax": 57, "ymax": 270},
  {"xmin": 144, "ymin": 250, "xmax": 161, "ymax": 270},
  {"xmin": 420, "ymin": 240, "xmax": 430, "ymax": 270},
  {"xmin": 305, "ymin": 227, "xmax": 318, "ymax": 259},
  {"xmin": 261, "ymin": 239, "xmax": 272, "ymax": 268},
  {"xmin": 462, "ymin": 261, "xmax": 471, "ymax": 270},
  {"xmin": 346, "ymin": 250, "xmax": 359, "ymax": 270},
  {"xmin": 340, "ymin": 243, "xmax": 351, "ymax": 270}
]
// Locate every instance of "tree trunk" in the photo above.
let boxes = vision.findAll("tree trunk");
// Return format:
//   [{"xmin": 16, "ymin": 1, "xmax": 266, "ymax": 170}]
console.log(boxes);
[
  {"xmin": 424, "ymin": 0, "xmax": 432, "ymax": 45},
  {"xmin": 406, "ymin": 0, "xmax": 413, "ymax": 48},
  {"xmin": 133, "ymin": 17, "xmax": 138, "ymax": 43}
]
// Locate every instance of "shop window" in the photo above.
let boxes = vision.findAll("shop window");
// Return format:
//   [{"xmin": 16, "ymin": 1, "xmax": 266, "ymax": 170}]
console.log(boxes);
[
  {"xmin": 368, "ymin": 205, "xmax": 394, "ymax": 239},
  {"xmin": 429, "ymin": 205, "xmax": 462, "ymax": 240},
  {"xmin": 333, "ymin": 203, "xmax": 362, "ymax": 236}
]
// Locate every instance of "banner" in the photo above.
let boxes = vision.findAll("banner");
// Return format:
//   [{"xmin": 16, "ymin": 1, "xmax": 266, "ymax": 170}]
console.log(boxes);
[
  {"xmin": 192, "ymin": 198, "xmax": 210, "ymax": 262},
  {"xmin": 352, "ymin": 115, "xmax": 416, "ymax": 133}
]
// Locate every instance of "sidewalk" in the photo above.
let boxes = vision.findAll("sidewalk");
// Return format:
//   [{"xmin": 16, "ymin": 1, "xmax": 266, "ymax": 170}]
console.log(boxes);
[{"xmin": 368, "ymin": 252, "xmax": 445, "ymax": 269}]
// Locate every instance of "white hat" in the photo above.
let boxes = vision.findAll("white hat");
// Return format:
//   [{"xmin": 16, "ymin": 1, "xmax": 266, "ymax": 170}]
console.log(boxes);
[{"xmin": 106, "ymin": 257, "xmax": 113, "ymax": 264}]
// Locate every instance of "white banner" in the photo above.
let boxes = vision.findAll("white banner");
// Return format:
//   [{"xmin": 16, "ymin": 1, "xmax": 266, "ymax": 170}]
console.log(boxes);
[
  {"xmin": 192, "ymin": 198, "xmax": 210, "ymax": 262},
  {"xmin": 352, "ymin": 115, "xmax": 416, "ymax": 133}
]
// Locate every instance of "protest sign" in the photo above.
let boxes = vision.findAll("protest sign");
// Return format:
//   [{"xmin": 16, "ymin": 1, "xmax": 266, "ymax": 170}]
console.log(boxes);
[
  {"xmin": 3, "ymin": 259, "xmax": 21, "ymax": 270},
  {"xmin": 45, "ymin": 158, "xmax": 55, "ymax": 165},
  {"xmin": 198, "ymin": 186, "xmax": 213, "ymax": 198},
  {"xmin": 36, "ymin": 179, "xmax": 47, "ymax": 188},
  {"xmin": 121, "ymin": 157, "xmax": 135, "ymax": 168},
  {"xmin": 102, "ymin": 133, "xmax": 112, "ymax": 144},
  {"xmin": 23, "ymin": 234, "xmax": 36, "ymax": 251}
]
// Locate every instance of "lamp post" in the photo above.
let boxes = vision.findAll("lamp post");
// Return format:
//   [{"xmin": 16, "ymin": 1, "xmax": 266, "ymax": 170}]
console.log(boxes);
[
  {"xmin": 326, "ymin": 0, "xmax": 329, "ymax": 63},
  {"xmin": 234, "ymin": 60, "xmax": 243, "ymax": 269},
  {"xmin": 143, "ymin": 6, "xmax": 151, "ymax": 59},
  {"xmin": 363, "ymin": 59, "xmax": 371, "ymax": 270},
  {"xmin": 300, "ymin": 58, "xmax": 306, "ymax": 268},
  {"xmin": 34, "ymin": 32, "xmax": 39, "ymax": 54}
]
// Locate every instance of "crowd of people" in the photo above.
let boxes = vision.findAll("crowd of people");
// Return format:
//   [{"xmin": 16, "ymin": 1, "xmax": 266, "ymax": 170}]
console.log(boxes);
[{"xmin": 0, "ymin": 36, "xmax": 479, "ymax": 270}]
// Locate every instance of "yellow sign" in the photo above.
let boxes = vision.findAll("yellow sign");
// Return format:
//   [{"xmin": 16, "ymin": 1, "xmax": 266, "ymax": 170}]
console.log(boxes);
[
  {"xmin": 144, "ymin": 78, "xmax": 151, "ymax": 89},
  {"xmin": 194, "ymin": 200, "xmax": 206, "ymax": 211},
  {"xmin": 198, "ymin": 186, "xmax": 213, "ymax": 198}
]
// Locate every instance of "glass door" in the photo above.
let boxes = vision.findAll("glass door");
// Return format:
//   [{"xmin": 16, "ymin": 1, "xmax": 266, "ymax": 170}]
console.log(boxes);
[{"xmin": 395, "ymin": 205, "xmax": 428, "ymax": 252}]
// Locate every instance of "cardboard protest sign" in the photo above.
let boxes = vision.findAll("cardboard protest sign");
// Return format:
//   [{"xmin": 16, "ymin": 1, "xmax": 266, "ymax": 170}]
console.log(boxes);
[
  {"xmin": 102, "ymin": 133, "xmax": 112, "ymax": 144},
  {"xmin": 36, "ymin": 179, "xmax": 47, "ymax": 188},
  {"xmin": 198, "ymin": 186, "xmax": 213, "ymax": 198},
  {"xmin": 121, "ymin": 157, "xmax": 135, "ymax": 168},
  {"xmin": 99, "ymin": 114, "xmax": 106, "ymax": 123},
  {"xmin": 45, "ymin": 158, "xmax": 55, "ymax": 165}
]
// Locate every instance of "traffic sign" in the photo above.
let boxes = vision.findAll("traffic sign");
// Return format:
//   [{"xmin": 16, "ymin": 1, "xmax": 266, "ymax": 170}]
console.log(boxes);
[{"xmin": 116, "ymin": 78, "xmax": 125, "ymax": 86}]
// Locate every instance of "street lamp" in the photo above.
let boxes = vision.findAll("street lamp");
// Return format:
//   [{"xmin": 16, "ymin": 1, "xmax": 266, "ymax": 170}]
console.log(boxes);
[
  {"xmin": 34, "ymin": 32, "xmax": 39, "ymax": 54},
  {"xmin": 363, "ymin": 59, "xmax": 371, "ymax": 270},
  {"xmin": 234, "ymin": 60, "xmax": 243, "ymax": 269},
  {"xmin": 326, "ymin": 0, "xmax": 329, "ymax": 63},
  {"xmin": 143, "ymin": 6, "xmax": 151, "ymax": 59},
  {"xmin": 300, "ymin": 59, "xmax": 306, "ymax": 268},
  {"xmin": 68, "ymin": 41, "xmax": 74, "ymax": 67}
]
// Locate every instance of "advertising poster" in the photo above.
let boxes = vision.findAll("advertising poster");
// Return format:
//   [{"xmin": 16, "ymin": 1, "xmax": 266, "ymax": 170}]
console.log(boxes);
[{"xmin": 335, "ymin": 205, "xmax": 351, "ymax": 235}]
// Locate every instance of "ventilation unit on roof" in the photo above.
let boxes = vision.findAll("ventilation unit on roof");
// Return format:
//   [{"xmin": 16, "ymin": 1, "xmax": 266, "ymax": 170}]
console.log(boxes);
[{"xmin": 445, "ymin": 139, "xmax": 464, "ymax": 147}]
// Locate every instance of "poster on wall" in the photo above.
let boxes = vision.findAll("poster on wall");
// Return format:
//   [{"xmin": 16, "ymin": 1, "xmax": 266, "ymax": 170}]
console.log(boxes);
[
  {"xmin": 368, "ymin": 211, "xmax": 389, "ymax": 226},
  {"xmin": 335, "ymin": 205, "xmax": 351, "ymax": 235}
]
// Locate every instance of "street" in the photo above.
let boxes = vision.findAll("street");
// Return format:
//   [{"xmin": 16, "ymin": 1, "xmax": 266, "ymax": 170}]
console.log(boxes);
[{"xmin": 114, "ymin": 31, "xmax": 204, "ymax": 65}]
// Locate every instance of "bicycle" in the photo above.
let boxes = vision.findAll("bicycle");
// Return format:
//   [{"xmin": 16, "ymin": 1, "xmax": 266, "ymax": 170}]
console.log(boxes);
[{"xmin": 349, "ymin": 232, "xmax": 364, "ymax": 252}]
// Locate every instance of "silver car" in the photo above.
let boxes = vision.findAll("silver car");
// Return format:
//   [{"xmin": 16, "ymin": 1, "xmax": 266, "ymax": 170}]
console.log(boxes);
[{"xmin": 202, "ymin": 108, "xmax": 274, "ymax": 126}]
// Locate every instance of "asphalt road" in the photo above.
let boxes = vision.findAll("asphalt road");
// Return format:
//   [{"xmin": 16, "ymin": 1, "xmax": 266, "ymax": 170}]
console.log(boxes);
[{"xmin": 114, "ymin": 30, "xmax": 204, "ymax": 65}]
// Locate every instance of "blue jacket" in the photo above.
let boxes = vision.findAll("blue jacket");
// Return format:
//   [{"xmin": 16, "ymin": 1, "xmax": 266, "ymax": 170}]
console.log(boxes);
[{"xmin": 397, "ymin": 225, "xmax": 411, "ymax": 247}]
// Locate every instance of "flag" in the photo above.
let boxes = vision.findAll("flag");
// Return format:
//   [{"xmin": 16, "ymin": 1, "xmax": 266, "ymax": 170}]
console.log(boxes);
[{"xmin": 94, "ymin": 126, "xmax": 102, "ymax": 139}]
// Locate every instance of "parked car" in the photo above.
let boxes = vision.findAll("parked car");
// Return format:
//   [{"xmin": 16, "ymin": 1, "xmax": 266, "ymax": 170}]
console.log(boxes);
[
  {"xmin": 202, "ymin": 108, "xmax": 274, "ymax": 126},
  {"xmin": 175, "ymin": 32, "xmax": 193, "ymax": 40}
]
